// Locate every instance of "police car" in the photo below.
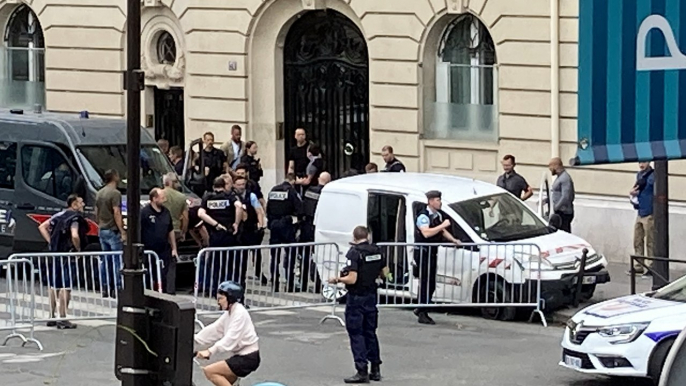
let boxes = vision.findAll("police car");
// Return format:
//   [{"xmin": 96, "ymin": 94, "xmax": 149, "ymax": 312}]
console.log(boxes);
[
  {"xmin": 559, "ymin": 275, "xmax": 686, "ymax": 384},
  {"xmin": 313, "ymin": 173, "xmax": 610, "ymax": 319}
]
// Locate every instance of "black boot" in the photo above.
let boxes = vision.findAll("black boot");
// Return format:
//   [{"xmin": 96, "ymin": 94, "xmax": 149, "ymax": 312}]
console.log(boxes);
[
  {"xmin": 370, "ymin": 364, "xmax": 381, "ymax": 381},
  {"xmin": 344, "ymin": 371, "xmax": 370, "ymax": 384},
  {"xmin": 414, "ymin": 309, "xmax": 435, "ymax": 325}
]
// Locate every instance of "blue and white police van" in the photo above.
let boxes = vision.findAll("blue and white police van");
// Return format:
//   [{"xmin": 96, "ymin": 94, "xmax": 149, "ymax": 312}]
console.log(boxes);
[{"xmin": 560, "ymin": 275, "xmax": 686, "ymax": 384}]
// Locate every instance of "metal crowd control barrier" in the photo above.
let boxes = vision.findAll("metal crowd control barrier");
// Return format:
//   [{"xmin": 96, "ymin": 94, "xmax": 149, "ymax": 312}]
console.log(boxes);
[
  {"xmin": 1, "ymin": 258, "xmax": 43, "ymax": 350},
  {"xmin": 5, "ymin": 250, "xmax": 163, "ymax": 325},
  {"xmin": 193, "ymin": 242, "xmax": 344, "ymax": 329},
  {"xmin": 373, "ymin": 242, "xmax": 547, "ymax": 326}
]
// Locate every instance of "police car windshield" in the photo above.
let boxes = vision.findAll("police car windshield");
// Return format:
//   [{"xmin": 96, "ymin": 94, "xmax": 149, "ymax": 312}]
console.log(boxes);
[
  {"xmin": 449, "ymin": 193, "xmax": 550, "ymax": 242},
  {"xmin": 77, "ymin": 145, "xmax": 191, "ymax": 195},
  {"xmin": 652, "ymin": 275, "xmax": 686, "ymax": 303}
]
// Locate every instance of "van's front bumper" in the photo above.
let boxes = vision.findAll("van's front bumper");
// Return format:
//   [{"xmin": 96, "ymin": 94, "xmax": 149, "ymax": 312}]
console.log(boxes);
[{"xmin": 525, "ymin": 265, "xmax": 611, "ymax": 311}]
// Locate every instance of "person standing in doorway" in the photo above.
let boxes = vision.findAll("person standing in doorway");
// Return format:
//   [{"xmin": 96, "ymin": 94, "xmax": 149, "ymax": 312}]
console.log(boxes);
[
  {"xmin": 141, "ymin": 188, "xmax": 178, "ymax": 294},
  {"xmin": 38, "ymin": 194, "xmax": 88, "ymax": 329},
  {"xmin": 221, "ymin": 125, "xmax": 245, "ymax": 171},
  {"xmin": 413, "ymin": 190, "xmax": 460, "ymax": 325},
  {"xmin": 296, "ymin": 144, "xmax": 324, "ymax": 192},
  {"xmin": 169, "ymin": 146, "xmax": 185, "ymax": 176},
  {"xmin": 381, "ymin": 145, "xmax": 406, "ymax": 173},
  {"xmin": 201, "ymin": 132, "xmax": 228, "ymax": 192},
  {"xmin": 299, "ymin": 171, "xmax": 331, "ymax": 293},
  {"xmin": 548, "ymin": 157, "xmax": 576, "ymax": 233},
  {"xmin": 288, "ymin": 128, "xmax": 310, "ymax": 195},
  {"xmin": 157, "ymin": 139, "xmax": 170, "ymax": 156},
  {"xmin": 497, "ymin": 155, "xmax": 533, "ymax": 201},
  {"xmin": 630, "ymin": 162, "xmax": 655, "ymax": 277},
  {"xmin": 240, "ymin": 141, "xmax": 264, "ymax": 186},
  {"xmin": 95, "ymin": 169, "xmax": 125, "ymax": 298},
  {"xmin": 328, "ymin": 226, "xmax": 387, "ymax": 384}
]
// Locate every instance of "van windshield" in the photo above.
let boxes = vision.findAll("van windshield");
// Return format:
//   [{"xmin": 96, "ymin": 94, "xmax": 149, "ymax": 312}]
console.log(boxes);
[
  {"xmin": 77, "ymin": 145, "xmax": 190, "ymax": 195},
  {"xmin": 449, "ymin": 193, "xmax": 551, "ymax": 242}
]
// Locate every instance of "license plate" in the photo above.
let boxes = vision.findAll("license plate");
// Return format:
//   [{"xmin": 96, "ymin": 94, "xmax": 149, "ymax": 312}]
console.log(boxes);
[
  {"xmin": 564, "ymin": 355, "xmax": 582, "ymax": 368},
  {"xmin": 582, "ymin": 276, "xmax": 596, "ymax": 284}
]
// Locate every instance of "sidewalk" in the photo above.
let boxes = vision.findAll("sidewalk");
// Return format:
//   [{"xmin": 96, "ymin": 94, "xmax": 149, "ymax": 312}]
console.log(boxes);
[{"xmin": 550, "ymin": 262, "xmax": 686, "ymax": 324}]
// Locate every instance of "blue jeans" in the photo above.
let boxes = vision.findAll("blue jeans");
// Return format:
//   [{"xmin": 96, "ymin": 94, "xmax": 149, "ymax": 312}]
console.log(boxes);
[{"xmin": 99, "ymin": 229, "xmax": 123, "ymax": 292}]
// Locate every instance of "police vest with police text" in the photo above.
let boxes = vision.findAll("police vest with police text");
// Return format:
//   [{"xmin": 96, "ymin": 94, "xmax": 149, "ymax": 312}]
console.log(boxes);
[
  {"xmin": 267, "ymin": 182, "xmax": 296, "ymax": 220},
  {"xmin": 203, "ymin": 191, "xmax": 237, "ymax": 229},
  {"xmin": 346, "ymin": 242, "xmax": 385, "ymax": 296},
  {"xmin": 302, "ymin": 185, "xmax": 323, "ymax": 219},
  {"xmin": 414, "ymin": 208, "xmax": 444, "ymax": 244}
]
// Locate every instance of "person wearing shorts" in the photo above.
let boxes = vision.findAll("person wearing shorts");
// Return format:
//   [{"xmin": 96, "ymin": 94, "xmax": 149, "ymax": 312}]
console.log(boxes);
[{"xmin": 194, "ymin": 281, "xmax": 260, "ymax": 385}]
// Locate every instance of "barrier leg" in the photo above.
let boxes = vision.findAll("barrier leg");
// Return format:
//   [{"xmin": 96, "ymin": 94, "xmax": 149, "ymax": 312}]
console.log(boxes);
[
  {"xmin": 319, "ymin": 287, "xmax": 345, "ymax": 327},
  {"xmin": 194, "ymin": 318, "xmax": 205, "ymax": 330}
]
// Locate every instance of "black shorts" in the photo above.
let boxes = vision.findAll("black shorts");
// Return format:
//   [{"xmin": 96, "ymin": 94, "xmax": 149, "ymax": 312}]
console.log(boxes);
[{"xmin": 226, "ymin": 350, "xmax": 260, "ymax": 378}]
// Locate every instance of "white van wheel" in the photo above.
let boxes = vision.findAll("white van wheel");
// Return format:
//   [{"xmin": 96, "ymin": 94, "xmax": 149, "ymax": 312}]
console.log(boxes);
[{"xmin": 322, "ymin": 285, "xmax": 348, "ymax": 302}]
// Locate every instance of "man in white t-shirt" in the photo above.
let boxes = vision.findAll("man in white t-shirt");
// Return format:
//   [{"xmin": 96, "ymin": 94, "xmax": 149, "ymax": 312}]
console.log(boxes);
[{"xmin": 195, "ymin": 281, "xmax": 260, "ymax": 386}]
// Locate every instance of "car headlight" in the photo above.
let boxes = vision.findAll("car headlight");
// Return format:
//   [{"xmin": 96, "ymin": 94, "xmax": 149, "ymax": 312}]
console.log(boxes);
[
  {"xmin": 597, "ymin": 322, "xmax": 650, "ymax": 344},
  {"xmin": 523, "ymin": 257, "xmax": 554, "ymax": 271}
]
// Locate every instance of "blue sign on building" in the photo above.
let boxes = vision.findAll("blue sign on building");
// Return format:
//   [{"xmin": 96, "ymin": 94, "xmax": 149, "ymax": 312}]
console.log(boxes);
[{"xmin": 575, "ymin": 0, "xmax": 686, "ymax": 165}]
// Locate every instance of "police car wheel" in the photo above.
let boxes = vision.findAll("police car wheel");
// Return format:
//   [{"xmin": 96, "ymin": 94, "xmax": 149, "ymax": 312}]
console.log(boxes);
[
  {"xmin": 322, "ymin": 285, "xmax": 347, "ymax": 302},
  {"xmin": 648, "ymin": 337, "xmax": 675, "ymax": 385}
]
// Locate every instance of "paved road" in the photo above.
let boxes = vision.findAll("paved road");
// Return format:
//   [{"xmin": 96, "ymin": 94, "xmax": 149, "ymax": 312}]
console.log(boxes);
[{"xmin": 0, "ymin": 307, "xmax": 652, "ymax": 386}]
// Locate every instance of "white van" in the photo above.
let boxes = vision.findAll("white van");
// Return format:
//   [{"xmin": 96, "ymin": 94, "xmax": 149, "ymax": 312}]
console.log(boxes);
[{"xmin": 313, "ymin": 173, "xmax": 610, "ymax": 319}]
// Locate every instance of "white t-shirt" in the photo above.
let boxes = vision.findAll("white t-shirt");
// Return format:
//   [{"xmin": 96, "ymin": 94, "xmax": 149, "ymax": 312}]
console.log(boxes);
[{"xmin": 194, "ymin": 303, "xmax": 259, "ymax": 356}]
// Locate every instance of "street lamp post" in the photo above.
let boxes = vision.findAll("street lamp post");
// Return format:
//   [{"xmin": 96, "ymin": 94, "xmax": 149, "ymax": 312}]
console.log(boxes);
[{"xmin": 114, "ymin": 0, "xmax": 147, "ymax": 384}]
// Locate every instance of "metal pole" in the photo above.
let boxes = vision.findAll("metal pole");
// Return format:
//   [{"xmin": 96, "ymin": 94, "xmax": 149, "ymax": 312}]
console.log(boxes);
[
  {"xmin": 115, "ymin": 0, "xmax": 148, "ymax": 384},
  {"xmin": 653, "ymin": 160, "xmax": 669, "ymax": 290}
]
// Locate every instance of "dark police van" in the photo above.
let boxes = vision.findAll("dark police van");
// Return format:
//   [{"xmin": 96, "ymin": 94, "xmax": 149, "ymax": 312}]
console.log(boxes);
[{"xmin": 0, "ymin": 108, "xmax": 201, "ymax": 284}]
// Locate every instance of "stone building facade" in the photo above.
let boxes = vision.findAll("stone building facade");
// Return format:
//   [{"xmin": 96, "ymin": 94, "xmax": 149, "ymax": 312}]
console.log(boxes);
[{"xmin": 2, "ymin": 0, "xmax": 686, "ymax": 262}]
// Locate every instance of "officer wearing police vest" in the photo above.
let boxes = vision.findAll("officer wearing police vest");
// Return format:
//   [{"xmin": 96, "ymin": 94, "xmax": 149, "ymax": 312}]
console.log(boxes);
[
  {"xmin": 299, "ymin": 171, "xmax": 330, "ymax": 292},
  {"xmin": 329, "ymin": 226, "xmax": 388, "ymax": 384},
  {"xmin": 266, "ymin": 173, "xmax": 302, "ymax": 292},
  {"xmin": 198, "ymin": 176, "xmax": 244, "ymax": 296},
  {"xmin": 413, "ymin": 190, "xmax": 461, "ymax": 325}
]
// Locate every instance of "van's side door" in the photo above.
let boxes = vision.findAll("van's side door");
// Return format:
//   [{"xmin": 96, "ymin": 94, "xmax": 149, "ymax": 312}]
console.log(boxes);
[
  {"xmin": 367, "ymin": 191, "xmax": 407, "ymax": 286},
  {"xmin": 13, "ymin": 141, "xmax": 80, "ymax": 252},
  {"xmin": 0, "ymin": 141, "xmax": 18, "ymax": 258}
]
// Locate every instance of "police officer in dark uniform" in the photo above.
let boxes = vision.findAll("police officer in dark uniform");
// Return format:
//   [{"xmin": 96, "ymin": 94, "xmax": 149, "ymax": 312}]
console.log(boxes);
[
  {"xmin": 266, "ymin": 173, "xmax": 302, "ymax": 292},
  {"xmin": 197, "ymin": 176, "xmax": 244, "ymax": 296},
  {"xmin": 329, "ymin": 226, "xmax": 388, "ymax": 384},
  {"xmin": 299, "ymin": 172, "xmax": 330, "ymax": 292},
  {"xmin": 413, "ymin": 190, "xmax": 461, "ymax": 325}
]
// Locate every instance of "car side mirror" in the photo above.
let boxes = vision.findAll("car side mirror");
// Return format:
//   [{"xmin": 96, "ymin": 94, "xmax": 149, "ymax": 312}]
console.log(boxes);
[{"xmin": 548, "ymin": 213, "xmax": 562, "ymax": 230}]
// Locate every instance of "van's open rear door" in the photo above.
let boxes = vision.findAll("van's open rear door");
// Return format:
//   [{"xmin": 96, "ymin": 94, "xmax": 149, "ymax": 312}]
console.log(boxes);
[
  {"xmin": 183, "ymin": 138, "xmax": 205, "ymax": 196},
  {"xmin": 537, "ymin": 172, "xmax": 551, "ymax": 221}
]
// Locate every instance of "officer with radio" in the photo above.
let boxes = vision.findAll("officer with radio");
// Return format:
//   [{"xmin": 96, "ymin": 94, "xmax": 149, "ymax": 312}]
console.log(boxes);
[
  {"xmin": 198, "ymin": 176, "xmax": 244, "ymax": 296},
  {"xmin": 299, "ymin": 172, "xmax": 330, "ymax": 292},
  {"xmin": 329, "ymin": 226, "xmax": 388, "ymax": 384},
  {"xmin": 266, "ymin": 173, "xmax": 302, "ymax": 293},
  {"xmin": 413, "ymin": 190, "xmax": 461, "ymax": 325}
]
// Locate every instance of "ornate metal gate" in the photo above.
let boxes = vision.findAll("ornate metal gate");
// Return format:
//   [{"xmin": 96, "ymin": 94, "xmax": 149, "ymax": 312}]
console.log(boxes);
[{"xmin": 284, "ymin": 10, "xmax": 369, "ymax": 178}]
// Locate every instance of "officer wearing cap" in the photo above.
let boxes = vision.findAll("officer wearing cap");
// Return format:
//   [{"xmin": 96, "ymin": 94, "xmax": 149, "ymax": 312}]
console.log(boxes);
[
  {"xmin": 266, "ymin": 173, "xmax": 302, "ymax": 292},
  {"xmin": 329, "ymin": 226, "xmax": 388, "ymax": 384},
  {"xmin": 413, "ymin": 190, "xmax": 461, "ymax": 325},
  {"xmin": 298, "ymin": 171, "xmax": 330, "ymax": 292},
  {"xmin": 198, "ymin": 176, "xmax": 244, "ymax": 296}
]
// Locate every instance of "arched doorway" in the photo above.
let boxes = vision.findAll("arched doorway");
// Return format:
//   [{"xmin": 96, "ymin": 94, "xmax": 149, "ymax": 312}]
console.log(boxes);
[
  {"xmin": 2, "ymin": 4, "xmax": 45, "ymax": 109},
  {"xmin": 283, "ymin": 10, "xmax": 369, "ymax": 178}
]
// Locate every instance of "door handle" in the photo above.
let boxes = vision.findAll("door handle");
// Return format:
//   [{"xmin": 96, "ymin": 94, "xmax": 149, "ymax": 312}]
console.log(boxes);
[{"xmin": 17, "ymin": 203, "xmax": 35, "ymax": 210}]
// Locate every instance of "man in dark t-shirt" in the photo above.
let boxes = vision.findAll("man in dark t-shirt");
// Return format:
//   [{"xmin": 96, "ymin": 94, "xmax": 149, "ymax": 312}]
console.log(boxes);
[
  {"xmin": 288, "ymin": 128, "xmax": 310, "ymax": 178},
  {"xmin": 141, "ymin": 188, "xmax": 178, "ymax": 294},
  {"xmin": 496, "ymin": 154, "xmax": 533, "ymax": 201},
  {"xmin": 201, "ymin": 132, "xmax": 227, "ymax": 192}
]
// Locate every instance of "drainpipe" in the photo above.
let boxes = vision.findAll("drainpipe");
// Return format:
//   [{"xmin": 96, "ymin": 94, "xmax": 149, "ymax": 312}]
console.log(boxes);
[{"xmin": 550, "ymin": 0, "xmax": 560, "ymax": 158}]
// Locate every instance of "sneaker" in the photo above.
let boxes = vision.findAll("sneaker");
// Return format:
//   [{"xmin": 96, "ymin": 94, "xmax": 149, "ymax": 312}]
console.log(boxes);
[
  {"xmin": 344, "ymin": 372, "xmax": 370, "ymax": 384},
  {"xmin": 56, "ymin": 320, "xmax": 77, "ymax": 330}
]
